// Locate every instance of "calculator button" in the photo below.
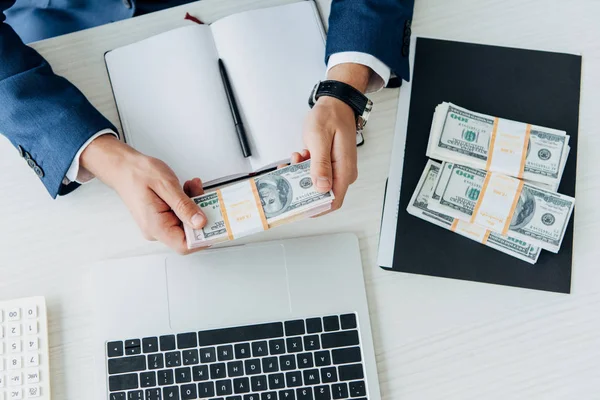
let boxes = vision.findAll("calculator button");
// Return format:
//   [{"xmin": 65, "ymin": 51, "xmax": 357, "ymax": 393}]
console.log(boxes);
[
  {"xmin": 8, "ymin": 325, "xmax": 21, "ymax": 337},
  {"xmin": 24, "ymin": 323, "xmax": 37, "ymax": 336},
  {"xmin": 9, "ymin": 372, "xmax": 21, "ymax": 385},
  {"xmin": 9, "ymin": 389, "xmax": 22, "ymax": 399},
  {"xmin": 25, "ymin": 307, "xmax": 37, "ymax": 320},
  {"xmin": 0, "ymin": 374, "xmax": 5, "ymax": 386},
  {"xmin": 0, "ymin": 358, "xmax": 4, "ymax": 371},
  {"xmin": 7, "ymin": 309, "xmax": 20, "ymax": 322},
  {"xmin": 26, "ymin": 339, "xmax": 38, "ymax": 352},
  {"xmin": 26, "ymin": 386, "xmax": 40, "ymax": 398},
  {"xmin": 26, "ymin": 370, "xmax": 40, "ymax": 384},
  {"xmin": 0, "ymin": 326, "xmax": 4, "ymax": 339},
  {"xmin": 8, "ymin": 357, "xmax": 22, "ymax": 370},
  {"xmin": 9, "ymin": 341, "xmax": 21, "ymax": 353},
  {"xmin": 0, "ymin": 342, "xmax": 4, "ymax": 355},
  {"xmin": 25, "ymin": 354, "xmax": 39, "ymax": 367}
]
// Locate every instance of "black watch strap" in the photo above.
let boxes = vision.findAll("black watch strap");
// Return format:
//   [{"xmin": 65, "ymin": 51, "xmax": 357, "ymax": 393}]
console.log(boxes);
[{"xmin": 309, "ymin": 80, "xmax": 373, "ymax": 127}]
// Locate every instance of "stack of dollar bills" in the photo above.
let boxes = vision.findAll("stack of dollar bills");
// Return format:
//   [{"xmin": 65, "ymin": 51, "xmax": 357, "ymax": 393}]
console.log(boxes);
[
  {"xmin": 184, "ymin": 160, "xmax": 334, "ymax": 249},
  {"xmin": 408, "ymin": 103, "xmax": 576, "ymax": 264},
  {"xmin": 426, "ymin": 102, "xmax": 570, "ymax": 192}
]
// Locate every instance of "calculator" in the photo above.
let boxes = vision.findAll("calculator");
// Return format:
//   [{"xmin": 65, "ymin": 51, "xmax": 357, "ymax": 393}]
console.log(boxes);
[{"xmin": 0, "ymin": 297, "xmax": 51, "ymax": 399}]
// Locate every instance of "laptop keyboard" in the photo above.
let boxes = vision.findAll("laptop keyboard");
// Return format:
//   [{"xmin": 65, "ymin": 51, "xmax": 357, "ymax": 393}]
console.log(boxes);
[{"xmin": 106, "ymin": 314, "xmax": 368, "ymax": 400}]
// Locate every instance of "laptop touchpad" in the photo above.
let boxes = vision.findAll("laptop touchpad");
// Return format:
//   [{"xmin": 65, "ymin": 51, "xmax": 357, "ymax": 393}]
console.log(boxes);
[{"xmin": 166, "ymin": 244, "xmax": 291, "ymax": 332}]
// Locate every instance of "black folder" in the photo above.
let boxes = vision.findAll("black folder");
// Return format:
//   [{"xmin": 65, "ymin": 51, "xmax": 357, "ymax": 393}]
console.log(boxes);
[{"xmin": 383, "ymin": 38, "xmax": 581, "ymax": 293}]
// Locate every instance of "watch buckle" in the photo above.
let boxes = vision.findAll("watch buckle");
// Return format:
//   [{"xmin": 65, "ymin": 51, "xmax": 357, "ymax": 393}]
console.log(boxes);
[
  {"xmin": 309, "ymin": 81, "xmax": 321, "ymax": 108},
  {"xmin": 359, "ymin": 99, "xmax": 373, "ymax": 128}
]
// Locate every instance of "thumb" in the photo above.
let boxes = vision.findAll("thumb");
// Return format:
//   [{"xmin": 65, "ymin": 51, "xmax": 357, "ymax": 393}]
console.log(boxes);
[
  {"xmin": 155, "ymin": 180, "xmax": 207, "ymax": 229},
  {"xmin": 306, "ymin": 135, "xmax": 334, "ymax": 193}
]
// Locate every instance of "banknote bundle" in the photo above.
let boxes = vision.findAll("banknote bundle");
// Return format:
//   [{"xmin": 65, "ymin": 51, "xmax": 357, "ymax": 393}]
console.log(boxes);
[
  {"xmin": 184, "ymin": 160, "xmax": 334, "ymax": 249},
  {"xmin": 427, "ymin": 161, "xmax": 575, "ymax": 255},
  {"xmin": 426, "ymin": 102, "xmax": 570, "ymax": 192},
  {"xmin": 408, "ymin": 160, "xmax": 542, "ymax": 264}
]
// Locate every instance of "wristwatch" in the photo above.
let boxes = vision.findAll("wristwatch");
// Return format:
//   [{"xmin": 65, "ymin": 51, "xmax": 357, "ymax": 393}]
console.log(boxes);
[{"xmin": 308, "ymin": 80, "xmax": 374, "ymax": 135}]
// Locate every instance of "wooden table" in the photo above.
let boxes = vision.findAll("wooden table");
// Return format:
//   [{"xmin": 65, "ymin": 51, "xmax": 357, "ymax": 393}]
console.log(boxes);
[{"xmin": 1, "ymin": 0, "xmax": 599, "ymax": 398}]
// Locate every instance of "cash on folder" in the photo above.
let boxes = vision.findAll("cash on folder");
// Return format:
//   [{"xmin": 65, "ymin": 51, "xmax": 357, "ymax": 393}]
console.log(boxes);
[{"xmin": 378, "ymin": 37, "xmax": 582, "ymax": 293}]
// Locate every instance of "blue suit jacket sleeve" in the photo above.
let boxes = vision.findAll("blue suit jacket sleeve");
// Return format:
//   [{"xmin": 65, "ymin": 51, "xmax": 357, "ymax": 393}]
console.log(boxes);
[
  {"xmin": 0, "ymin": 8, "xmax": 117, "ymax": 198},
  {"xmin": 326, "ymin": 0, "xmax": 415, "ymax": 82}
]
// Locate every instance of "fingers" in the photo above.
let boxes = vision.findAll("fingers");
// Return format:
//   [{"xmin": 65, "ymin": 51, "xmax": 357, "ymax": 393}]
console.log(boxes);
[
  {"xmin": 329, "ymin": 133, "xmax": 358, "ymax": 211},
  {"xmin": 305, "ymin": 131, "xmax": 334, "ymax": 193},
  {"xmin": 153, "ymin": 178, "xmax": 207, "ymax": 230},
  {"xmin": 152, "ymin": 215, "xmax": 203, "ymax": 255},
  {"xmin": 183, "ymin": 178, "xmax": 205, "ymax": 198}
]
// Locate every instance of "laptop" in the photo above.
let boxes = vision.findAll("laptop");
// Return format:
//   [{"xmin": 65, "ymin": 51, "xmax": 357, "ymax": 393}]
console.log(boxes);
[{"xmin": 91, "ymin": 233, "xmax": 381, "ymax": 400}]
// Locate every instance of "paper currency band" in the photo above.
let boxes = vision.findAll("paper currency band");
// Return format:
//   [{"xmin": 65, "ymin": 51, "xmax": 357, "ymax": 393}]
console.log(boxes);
[
  {"xmin": 216, "ymin": 180, "xmax": 269, "ymax": 241},
  {"xmin": 486, "ymin": 118, "xmax": 532, "ymax": 178},
  {"xmin": 451, "ymin": 219, "xmax": 491, "ymax": 245},
  {"xmin": 470, "ymin": 172, "xmax": 525, "ymax": 235}
]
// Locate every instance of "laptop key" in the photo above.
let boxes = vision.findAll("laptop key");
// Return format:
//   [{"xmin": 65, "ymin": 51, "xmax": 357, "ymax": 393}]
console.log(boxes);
[
  {"xmin": 320, "ymin": 367, "xmax": 337, "ymax": 383},
  {"xmin": 285, "ymin": 371, "xmax": 302, "ymax": 388},
  {"xmin": 163, "ymin": 386, "xmax": 179, "ymax": 400},
  {"xmin": 109, "ymin": 355, "xmax": 146, "ymax": 374},
  {"xmin": 268, "ymin": 339, "xmax": 285, "ymax": 355},
  {"xmin": 286, "ymin": 337, "xmax": 303, "ymax": 353},
  {"xmin": 339, "ymin": 314, "xmax": 357, "ymax": 330},
  {"xmin": 233, "ymin": 377, "xmax": 251, "ymax": 394},
  {"xmin": 296, "ymin": 388, "xmax": 313, "ymax": 400},
  {"xmin": 244, "ymin": 359, "xmax": 261, "ymax": 375},
  {"xmin": 243, "ymin": 395, "xmax": 259, "ymax": 400},
  {"xmin": 320, "ymin": 331, "xmax": 359, "ymax": 349},
  {"xmin": 338, "ymin": 364, "xmax": 364, "ymax": 382},
  {"xmin": 303, "ymin": 336, "xmax": 320, "ymax": 351},
  {"xmin": 313, "ymin": 385, "xmax": 330, "ymax": 400},
  {"xmin": 251, "ymin": 375, "xmax": 268, "ymax": 392},
  {"xmin": 211, "ymin": 363, "xmax": 227, "ymax": 379},
  {"xmin": 314, "ymin": 351, "xmax": 331, "ymax": 367},
  {"xmin": 175, "ymin": 367, "xmax": 192, "ymax": 383},
  {"xmin": 279, "ymin": 355, "xmax": 296, "ymax": 371},
  {"xmin": 198, "ymin": 381, "xmax": 215, "ymax": 398},
  {"xmin": 110, "ymin": 393, "xmax": 126, "ymax": 400},
  {"xmin": 148, "ymin": 353, "xmax": 165, "ymax": 370},
  {"xmin": 180, "ymin": 383, "xmax": 198, "ymax": 400},
  {"xmin": 278, "ymin": 389, "xmax": 295, "ymax": 400},
  {"xmin": 191, "ymin": 365, "xmax": 209, "ymax": 382},
  {"xmin": 218, "ymin": 345, "xmax": 234, "ymax": 361},
  {"xmin": 183, "ymin": 349, "xmax": 200, "ymax": 365},
  {"xmin": 107, "ymin": 341, "xmax": 124, "ymax": 358},
  {"xmin": 261, "ymin": 391, "xmax": 277, "ymax": 400},
  {"xmin": 226, "ymin": 397, "xmax": 242, "ymax": 400},
  {"xmin": 302, "ymin": 369, "xmax": 320, "ymax": 386},
  {"xmin": 216, "ymin": 379, "xmax": 233, "ymax": 396},
  {"xmin": 331, "ymin": 347, "xmax": 361, "ymax": 365},
  {"xmin": 200, "ymin": 347, "xmax": 217, "ymax": 363},
  {"xmin": 143, "ymin": 337, "xmax": 159, "ymax": 353},
  {"xmin": 284, "ymin": 320, "xmax": 305, "ymax": 336},
  {"xmin": 262, "ymin": 357, "xmax": 279, "ymax": 373},
  {"xmin": 145, "ymin": 388, "xmax": 162, "ymax": 400},
  {"xmin": 157, "ymin": 369, "xmax": 174, "ymax": 386},
  {"xmin": 165, "ymin": 351, "xmax": 182, "ymax": 367},
  {"xmin": 198, "ymin": 322, "xmax": 284, "ymax": 347},
  {"xmin": 331, "ymin": 383, "xmax": 348, "ymax": 400},
  {"xmin": 305, "ymin": 318, "xmax": 322, "ymax": 334},
  {"xmin": 140, "ymin": 371, "xmax": 157, "ymax": 387},
  {"xmin": 177, "ymin": 332, "xmax": 198, "ymax": 349},
  {"xmin": 125, "ymin": 339, "xmax": 142, "ymax": 355},
  {"xmin": 227, "ymin": 360, "xmax": 244, "ymax": 377},
  {"xmin": 348, "ymin": 381, "xmax": 366, "ymax": 397},
  {"xmin": 109, "ymin": 373, "xmax": 139, "ymax": 391},
  {"xmin": 296, "ymin": 353, "xmax": 313, "ymax": 369},
  {"xmin": 235, "ymin": 343, "xmax": 252, "ymax": 359},
  {"xmin": 128, "ymin": 390, "xmax": 143, "ymax": 400},
  {"xmin": 252, "ymin": 341, "xmax": 269, "ymax": 357},
  {"xmin": 160, "ymin": 335, "xmax": 176, "ymax": 351},
  {"xmin": 322, "ymin": 316, "xmax": 339, "ymax": 332},
  {"xmin": 267, "ymin": 373, "xmax": 285, "ymax": 390}
]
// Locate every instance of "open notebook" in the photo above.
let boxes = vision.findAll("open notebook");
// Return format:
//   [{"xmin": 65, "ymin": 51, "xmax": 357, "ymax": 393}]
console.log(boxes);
[{"xmin": 105, "ymin": 2, "xmax": 326, "ymax": 185}]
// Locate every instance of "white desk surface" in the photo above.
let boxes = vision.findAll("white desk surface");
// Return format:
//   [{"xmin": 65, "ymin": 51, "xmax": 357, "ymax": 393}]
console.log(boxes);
[{"xmin": 1, "ymin": 0, "xmax": 599, "ymax": 398}]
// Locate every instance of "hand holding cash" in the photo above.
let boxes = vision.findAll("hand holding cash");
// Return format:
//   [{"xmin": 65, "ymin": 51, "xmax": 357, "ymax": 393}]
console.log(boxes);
[
  {"xmin": 409, "ymin": 103, "xmax": 576, "ymax": 264},
  {"xmin": 184, "ymin": 160, "xmax": 334, "ymax": 249}
]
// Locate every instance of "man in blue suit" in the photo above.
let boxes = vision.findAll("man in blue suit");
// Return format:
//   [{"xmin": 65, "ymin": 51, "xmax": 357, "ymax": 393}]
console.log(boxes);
[{"xmin": 0, "ymin": 0, "xmax": 414, "ymax": 253}]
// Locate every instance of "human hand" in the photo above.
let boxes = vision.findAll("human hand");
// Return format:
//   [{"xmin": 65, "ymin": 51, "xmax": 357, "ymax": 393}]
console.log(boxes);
[
  {"xmin": 80, "ymin": 135, "xmax": 207, "ymax": 254},
  {"xmin": 301, "ymin": 63, "xmax": 372, "ymax": 213}
]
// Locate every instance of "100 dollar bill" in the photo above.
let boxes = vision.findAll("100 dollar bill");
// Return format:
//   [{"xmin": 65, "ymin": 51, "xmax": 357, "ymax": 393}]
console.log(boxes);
[
  {"xmin": 428, "ymin": 162, "xmax": 575, "ymax": 253},
  {"xmin": 408, "ymin": 160, "xmax": 541, "ymax": 264},
  {"xmin": 185, "ymin": 160, "xmax": 334, "ymax": 248},
  {"xmin": 427, "ymin": 102, "xmax": 570, "ymax": 187}
]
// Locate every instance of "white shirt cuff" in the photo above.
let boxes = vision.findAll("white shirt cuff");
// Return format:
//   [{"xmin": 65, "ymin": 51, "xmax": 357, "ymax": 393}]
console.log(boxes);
[
  {"xmin": 326, "ymin": 52, "xmax": 391, "ymax": 93},
  {"xmin": 64, "ymin": 129, "xmax": 118, "ymax": 184}
]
